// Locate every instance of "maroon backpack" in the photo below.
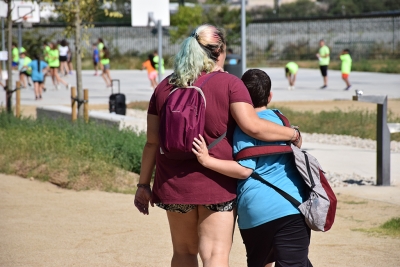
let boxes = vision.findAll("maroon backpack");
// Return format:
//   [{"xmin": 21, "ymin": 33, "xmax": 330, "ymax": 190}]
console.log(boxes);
[{"xmin": 159, "ymin": 72, "xmax": 225, "ymax": 160}]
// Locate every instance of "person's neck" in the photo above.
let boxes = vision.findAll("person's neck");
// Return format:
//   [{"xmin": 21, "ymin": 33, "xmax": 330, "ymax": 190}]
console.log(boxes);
[{"xmin": 254, "ymin": 106, "xmax": 267, "ymax": 112}]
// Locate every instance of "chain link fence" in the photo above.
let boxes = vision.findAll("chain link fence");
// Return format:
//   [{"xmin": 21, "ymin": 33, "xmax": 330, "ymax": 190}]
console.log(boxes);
[{"xmin": 11, "ymin": 13, "xmax": 400, "ymax": 62}]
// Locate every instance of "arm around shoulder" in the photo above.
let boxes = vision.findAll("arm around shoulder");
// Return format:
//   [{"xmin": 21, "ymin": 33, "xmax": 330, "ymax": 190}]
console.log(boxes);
[{"xmin": 230, "ymin": 102, "xmax": 294, "ymax": 142}]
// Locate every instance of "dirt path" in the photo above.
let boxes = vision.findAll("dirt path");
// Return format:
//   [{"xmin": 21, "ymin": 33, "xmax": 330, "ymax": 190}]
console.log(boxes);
[{"xmin": 1, "ymin": 174, "xmax": 400, "ymax": 267}]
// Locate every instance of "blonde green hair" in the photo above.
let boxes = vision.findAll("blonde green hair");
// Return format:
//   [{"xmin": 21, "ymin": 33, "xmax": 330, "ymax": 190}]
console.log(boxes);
[{"xmin": 169, "ymin": 24, "xmax": 226, "ymax": 87}]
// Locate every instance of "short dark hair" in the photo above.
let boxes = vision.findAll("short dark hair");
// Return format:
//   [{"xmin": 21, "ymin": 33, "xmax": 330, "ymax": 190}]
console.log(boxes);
[
  {"xmin": 343, "ymin": 48, "xmax": 350, "ymax": 54},
  {"xmin": 241, "ymin": 69, "xmax": 272, "ymax": 108}
]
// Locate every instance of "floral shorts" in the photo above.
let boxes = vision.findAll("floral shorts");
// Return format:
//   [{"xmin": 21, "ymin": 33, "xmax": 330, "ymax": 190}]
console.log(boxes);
[{"xmin": 156, "ymin": 199, "xmax": 236, "ymax": 213}]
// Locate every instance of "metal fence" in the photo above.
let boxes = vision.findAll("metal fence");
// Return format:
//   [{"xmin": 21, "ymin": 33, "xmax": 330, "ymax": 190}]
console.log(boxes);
[{"xmin": 10, "ymin": 13, "xmax": 400, "ymax": 62}]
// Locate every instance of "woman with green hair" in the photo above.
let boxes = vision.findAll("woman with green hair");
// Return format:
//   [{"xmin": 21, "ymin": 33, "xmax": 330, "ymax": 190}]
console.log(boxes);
[{"xmin": 134, "ymin": 24, "xmax": 301, "ymax": 267}]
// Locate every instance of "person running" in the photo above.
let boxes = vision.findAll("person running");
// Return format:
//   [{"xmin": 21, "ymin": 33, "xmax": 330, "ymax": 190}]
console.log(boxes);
[
  {"xmin": 92, "ymin": 43, "xmax": 99, "ymax": 76},
  {"xmin": 101, "ymin": 47, "xmax": 112, "ymax": 88},
  {"xmin": 27, "ymin": 54, "xmax": 49, "ymax": 100},
  {"xmin": 59, "ymin": 39, "xmax": 70, "ymax": 76},
  {"xmin": 192, "ymin": 69, "xmax": 311, "ymax": 267},
  {"xmin": 142, "ymin": 54, "xmax": 158, "ymax": 89},
  {"xmin": 316, "ymin": 39, "xmax": 330, "ymax": 89},
  {"xmin": 18, "ymin": 51, "xmax": 32, "ymax": 88},
  {"xmin": 285, "ymin": 61, "xmax": 298, "ymax": 90},
  {"xmin": 48, "ymin": 42, "xmax": 69, "ymax": 90},
  {"xmin": 340, "ymin": 49, "xmax": 352, "ymax": 90}
]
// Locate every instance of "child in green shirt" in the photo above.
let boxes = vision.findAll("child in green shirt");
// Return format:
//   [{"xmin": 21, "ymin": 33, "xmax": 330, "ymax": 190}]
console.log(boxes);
[
  {"xmin": 339, "ymin": 49, "xmax": 352, "ymax": 90},
  {"xmin": 285, "ymin": 62, "xmax": 298, "ymax": 90}
]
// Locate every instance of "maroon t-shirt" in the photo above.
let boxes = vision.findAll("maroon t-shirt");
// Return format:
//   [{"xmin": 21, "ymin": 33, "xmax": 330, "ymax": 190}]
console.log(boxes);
[{"xmin": 148, "ymin": 71, "xmax": 253, "ymax": 204}]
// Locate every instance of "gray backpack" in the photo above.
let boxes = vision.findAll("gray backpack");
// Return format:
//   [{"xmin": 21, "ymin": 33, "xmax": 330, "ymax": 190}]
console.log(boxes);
[{"xmin": 234, "ymin": 110, "xmax": 337, "ymax": 232}]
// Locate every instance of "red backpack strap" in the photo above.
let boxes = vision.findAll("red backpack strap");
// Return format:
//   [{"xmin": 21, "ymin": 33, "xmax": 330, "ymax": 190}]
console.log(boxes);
[
  {"xmin": 234, "ymin": 110, "xmax": 293, "ymax": 161},
  {"xmin": 234, "ymin": 144, "xmax": 293, "ymax": 161},
  {"xmin": 272, "ymin": 110, "xmax": 291, "ymax": 127}
]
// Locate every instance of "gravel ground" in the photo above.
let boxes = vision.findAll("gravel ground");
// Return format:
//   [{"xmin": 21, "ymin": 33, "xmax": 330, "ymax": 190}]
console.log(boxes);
[{"xmin": 125, "ymin": 109, "xmax": 399, "ymax": 188}]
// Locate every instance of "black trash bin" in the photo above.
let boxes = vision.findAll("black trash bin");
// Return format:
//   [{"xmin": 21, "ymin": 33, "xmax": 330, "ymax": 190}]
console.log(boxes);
[
  {"xmin": 109, "ymin": 79, "xmax": 126, "ymax": 115},
  {"xmin": 224, "ymin": 54, "xmax": 242, "ymax": 78}
]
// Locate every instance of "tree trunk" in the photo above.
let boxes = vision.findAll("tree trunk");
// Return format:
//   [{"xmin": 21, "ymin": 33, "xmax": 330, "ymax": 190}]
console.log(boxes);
[
  {"xmin": 6, "ymin": 0, "xmax": 13, "ymax": 113},
  {"xmin": 74, "ymin": 0, "xmax": 83, "ymax": 118}
]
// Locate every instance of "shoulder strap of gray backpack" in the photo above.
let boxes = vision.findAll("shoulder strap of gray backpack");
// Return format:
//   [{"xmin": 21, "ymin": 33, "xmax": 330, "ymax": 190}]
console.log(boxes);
[{"xmin": 250, "ymin": 172, "xmax": 301, "ymax": 207}]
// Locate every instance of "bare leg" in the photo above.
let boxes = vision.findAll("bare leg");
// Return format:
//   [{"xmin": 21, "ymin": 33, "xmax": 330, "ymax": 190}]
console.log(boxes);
[
  {"xmin": 34, "ymin": 82, "xmax": 39, "ymax": 99},
  {"xmin": 167, "ymin": 210, "xmax": 199, "ymax": 267},
  {"xmin": 198, "ymin": 206, "xmax": 236, "ymax": 267},
  {"xmin": 19, "ymin": 73, "xmax": 27, "ymax": 88},
  {"xmin": 51, "ymin": 68, "xmax": 58, "ymax": 89},
  {"xmin": 323, "ymin": 76, "xmax": 328, "ymax": 86},
  {"xmin": 54, "ymin": 68, "xmax": 68, "ymax": 87}
]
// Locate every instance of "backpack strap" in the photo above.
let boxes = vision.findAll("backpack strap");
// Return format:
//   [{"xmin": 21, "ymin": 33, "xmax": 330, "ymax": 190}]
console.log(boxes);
[
  {"xmin": 234, "ymin": 110, "xmax": 294, "ymax": 161},
  {"xmin": 250, "ymin": 172, "xmax": 301, "ymax": 207},
  {"xmin": 234, "ymin": 144, "xmax": 292, "ymax": 161}
]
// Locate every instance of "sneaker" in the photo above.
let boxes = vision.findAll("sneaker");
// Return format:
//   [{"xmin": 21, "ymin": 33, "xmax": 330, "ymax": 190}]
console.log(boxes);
[
  {"xmin": 320, "ymin": 85, "xmax": 327, "ymax": 89},
  {"xmin": 94, "ymin": 73, "xmax": 98, "ymax": 76},
  {"xmin": 66, "ymin": 84, "xmax": 70, "ymax": 90},
  {"xmin": 55, "ymin": 85, "xmax": 59, "ymax": 90},
  {"xmin": 344, "ymin": 85, "xmax": 352, "ymax": 91},
  {"xmin": 43, "ymin": 87, "xmax": 47, "ymax": 92},
  {"xmin": 288, "ymin": 86, "xmax": 292, "ymax": 90},
  {"xmin": 39, "ymin": 95, "xmax": 42, "ymax": 99}
]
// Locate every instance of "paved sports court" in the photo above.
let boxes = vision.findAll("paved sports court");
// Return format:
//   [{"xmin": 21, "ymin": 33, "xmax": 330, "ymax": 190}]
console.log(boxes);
[{"xmin": 1, "ymin": 68, "xmax": 399, "ymax": 107}]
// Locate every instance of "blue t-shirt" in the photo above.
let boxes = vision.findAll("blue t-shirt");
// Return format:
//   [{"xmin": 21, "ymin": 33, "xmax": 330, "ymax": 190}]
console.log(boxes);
[
  {"xmin": 27, "ymin": 60, "xmax": 48, "ymax": 81},
  {"xmin": 233, "ymin": 109, "xmax": 308, "ymax": 230},
  {"xmin": 93, "ymin": 48, "xmax": 99, "ymax": 62}
]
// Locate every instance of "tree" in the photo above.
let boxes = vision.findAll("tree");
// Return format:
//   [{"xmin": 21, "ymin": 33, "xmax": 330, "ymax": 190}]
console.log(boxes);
[
  {"xmin": 170, "ymin": 5, "xmax": 203, "ymax": 43},
  {"xmin": 45, "ymin": 0, "xmax": 122, "ymax": 118}
]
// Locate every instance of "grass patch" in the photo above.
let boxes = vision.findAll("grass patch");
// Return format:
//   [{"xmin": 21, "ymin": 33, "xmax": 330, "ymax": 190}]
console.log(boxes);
[
  {"xmin": 354, "ymin": 217, "xmax": 400, "ymax": 238},
  {"xmin": 0, "ymin": 110, "xmax": 146, "ymax": 193}
]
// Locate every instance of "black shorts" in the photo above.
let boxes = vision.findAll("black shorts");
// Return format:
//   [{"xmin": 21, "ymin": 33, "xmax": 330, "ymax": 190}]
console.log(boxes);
[
  {"xmin": 50, "ymin": 66, "xmax": 59, "ymax": 69},
  {"xmin": 60, "ymin": 56, "xmax": 68, "ymax": 62},
  {"xmin": 20, "ymin": 71, "xmax": 31, "ymax": 77},
  {"xmin": 319, "ymin": 65, "xmax": 328, "ymax": 77},
  {"xmin": 32, "ymin": 80, "xmax": 43, "ymax": 84},
  {"xmin": 240, "ymin": 214, "xmax": 313, "ymax": 267}
]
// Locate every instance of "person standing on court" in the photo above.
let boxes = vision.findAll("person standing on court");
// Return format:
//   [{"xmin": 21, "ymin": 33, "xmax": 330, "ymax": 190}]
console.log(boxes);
[
  {"xmin": 339, "ymin": 49, "xmax": 352, "ymax": 90},
  {"xmin": 316, "ymin": 39, "xmax": 330, "ymax": 89},
  {"xmin": 285, "ymin": 61, "xmax": 298, "ymax": 90}
]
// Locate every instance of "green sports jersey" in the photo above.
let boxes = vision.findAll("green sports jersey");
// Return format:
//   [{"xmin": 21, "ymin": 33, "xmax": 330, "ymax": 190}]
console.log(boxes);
[
  {"xmin": 286, "ymin": 62, "xmax": 298, "ymax": 74},
  {"xmin": 318, "ymin": 45, "xmax": 330, "ymax": 66},
  {"xmin": 43, "ymin": 46, "xmax": 50, "ymax": 61},
  {"xmin": 153, "ymin": 55, "xmax": 165, "ymax": 74},
  {"xmin": 12, "ymin": 47, "xmax": 19, "ymax": 62},
  {"xmin": 100, "ymin": 58, "xmax": 110, "ymax": 65},
  {"xmin": 340, "ymin": 54, "xmax": 352, "ymax": 74},
  {"xmin": 24, "ymin": 57, "xmax": 32, "ymax": 74},
  {"xmin": 48, "ymin": 49, "xmax": 60, "ymax": 67}
]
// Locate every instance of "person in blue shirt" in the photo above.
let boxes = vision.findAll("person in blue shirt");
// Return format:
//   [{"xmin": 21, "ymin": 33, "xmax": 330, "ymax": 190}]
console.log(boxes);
[
  {"xmin": 92, "ymin": 43, "xmax": 99, "ymax": 76},
  {"xmin": 192, "ymin": 69, "xmax": 312, "ymax": 267},
  {"xmin": 27, "ymin": 54, "xmax": 49, "ymax": 100}
]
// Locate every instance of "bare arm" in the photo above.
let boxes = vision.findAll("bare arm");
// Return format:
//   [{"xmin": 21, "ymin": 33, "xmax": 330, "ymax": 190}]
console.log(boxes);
[
  {"xmin": 230, "ymin": 102, "xmax": 301, "ymax": 145},
  {"xmin": 134, "ymin": 114, "xmax": 159, "ymax": 215},
  {"xmin": 192, "ymin": 135, "xmax": 253, "ymax": 179}
]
